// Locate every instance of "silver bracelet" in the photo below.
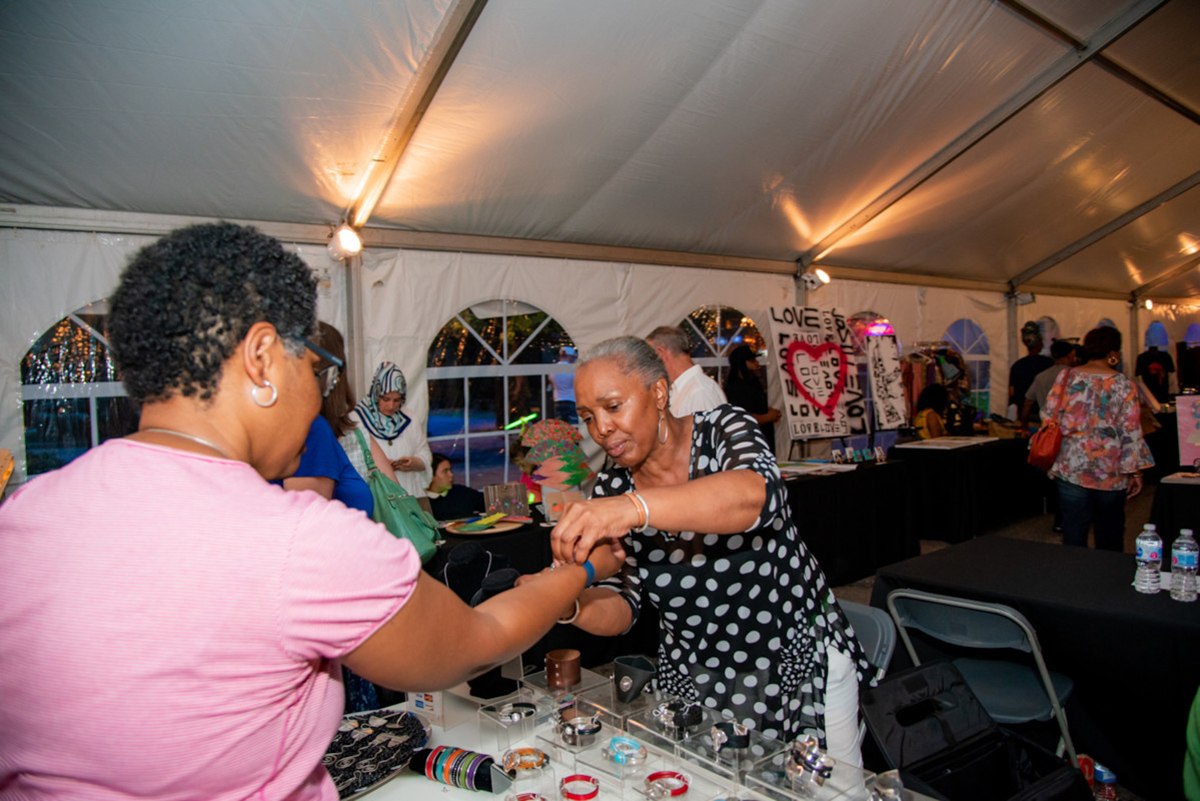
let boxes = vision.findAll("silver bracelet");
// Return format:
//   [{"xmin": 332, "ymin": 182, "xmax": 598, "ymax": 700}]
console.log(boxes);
[
  {"xmin": 557, "ymin": 599, "xmax": 581, "ymax": 625},
  {"xmin": 629, "ymin": 491, "xmax": 651, "ymax": 532}
]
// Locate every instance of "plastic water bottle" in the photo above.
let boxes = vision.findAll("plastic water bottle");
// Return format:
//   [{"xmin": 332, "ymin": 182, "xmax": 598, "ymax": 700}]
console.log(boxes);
[
  {"xmin": 1170, "ymin": 528, "xmax": 1198, "ymax": 603},
  {"xmin": 1092, "ymin": 763, "xmax": 1117, "ymax": 800},
  {"xmin": 1134, "ymin": 523, "xmax": 1162, "ymax": 594}
]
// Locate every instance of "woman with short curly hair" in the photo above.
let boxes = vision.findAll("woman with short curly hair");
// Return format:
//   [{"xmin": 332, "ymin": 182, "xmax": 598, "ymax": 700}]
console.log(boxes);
[{"xmin": 0, "ymin": 222, "xmax": 622, "ymax": 798}]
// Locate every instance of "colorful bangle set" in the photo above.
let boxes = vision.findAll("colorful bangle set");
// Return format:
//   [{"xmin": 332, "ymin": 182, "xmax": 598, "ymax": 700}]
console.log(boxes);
[{"xmin": 422, "ymin": 745, "xmax": 493, "ymax": 791}]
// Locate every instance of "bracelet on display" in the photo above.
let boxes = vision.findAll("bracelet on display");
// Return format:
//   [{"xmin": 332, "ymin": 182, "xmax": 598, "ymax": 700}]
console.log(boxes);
[
  {"xmin": 509, "ymin": 794, "xmax": 550, "ymax": 801},
  {"xmin": 709, "ymin": 721, "xmax": 750, "ymax": 751},
  {"xmin": 613, "ymin": 654, "xmax": 656, "ymax": 704},
  {"xmin": 560, "ymin": 773, "xmax": 601, "ymax": 801},
  {"xmin": 502, "ymin": 747, "xmax": 549, "ymax": 775},
  {"xmin": 557, "ymin": 712, "xmax": 603, "ymax": 747},
  {"xmin": 652, "ymin": 700, "xmax": 704, "ymax": 732},
  {"xmin": 420, "ymin": 745, "xmax": 495, "ymax": 792},
  {"xmin": 602, "ymin": 735, "xmax": 648, "ymax": 766},
  {"xmin": 643, "ymin": 770, "xmax": 689, "ymax": 799},
  {"xmin": 485, "ymin": 701, "xmax": 538, "ymax": 724},
  {"xmin": 785, "ymin": 735, "xmax": 835, "ymax": 787}
]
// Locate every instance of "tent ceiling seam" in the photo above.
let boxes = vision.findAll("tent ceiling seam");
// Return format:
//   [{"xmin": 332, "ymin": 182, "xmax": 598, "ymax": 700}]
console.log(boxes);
[
  {"xmin": 796, "ymin": 0, "xmax": 1169, "ymax": 272},
  {"xmin": 1131, "ymin": 253, "xmax": 1200, "ymax": 298},
  {"xmin": 998, "ymin": 0, "xmax": 1199, "ymax": 125},
  {"xmin": 345, "ymin": 0, "xmax": 492, "ymax": 229},
  {"xmin": 1008, "ymin": 172, "xmax": 1200, "ymax": 289}
]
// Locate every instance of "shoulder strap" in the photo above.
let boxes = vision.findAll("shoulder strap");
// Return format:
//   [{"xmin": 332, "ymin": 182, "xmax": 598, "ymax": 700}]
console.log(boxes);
[
  {"xmin": 1051, "ymin": 368, "xmax": 1071, "ymax": 422},
  {"xmin": 352, "ymin": 427, "xmax": 378, "ymax": 472}
]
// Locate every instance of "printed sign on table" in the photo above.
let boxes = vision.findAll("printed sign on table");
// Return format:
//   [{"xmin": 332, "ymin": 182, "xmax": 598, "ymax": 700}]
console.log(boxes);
[
  {"xmin": 766, "ymin": 306, "xmax": 867, "ymax": 440},
  {"xmin": 867, "ymin": 335, "xmax": 907, "ymax": 430}
]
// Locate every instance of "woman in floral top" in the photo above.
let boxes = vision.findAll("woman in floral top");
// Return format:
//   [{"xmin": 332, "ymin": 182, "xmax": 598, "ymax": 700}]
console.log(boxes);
[{"xmin": 1043, "ymin": 326, "xmax": 1153, "ymax": 550}]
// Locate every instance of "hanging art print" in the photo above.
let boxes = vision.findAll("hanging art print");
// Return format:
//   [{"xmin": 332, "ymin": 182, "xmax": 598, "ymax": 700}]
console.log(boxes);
[
  {"xmin": 867, "ymin": 334, "xmax": 907, "ymax": 429},
  {"xmin": 766, "ymin": 306, "xmax": 867, "ymax": 440}
]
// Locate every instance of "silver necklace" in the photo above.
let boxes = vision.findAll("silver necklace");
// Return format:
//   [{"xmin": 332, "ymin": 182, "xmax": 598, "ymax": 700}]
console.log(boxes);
[{"xmin": 140, "ymin": 427, "xmax": 232, "ymax": 459}]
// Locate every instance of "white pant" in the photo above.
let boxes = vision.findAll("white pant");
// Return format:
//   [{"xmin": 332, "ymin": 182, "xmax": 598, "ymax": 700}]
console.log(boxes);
[{"xmin": 823, "ymin": 648, "xmax": 864, "ymax": 768}]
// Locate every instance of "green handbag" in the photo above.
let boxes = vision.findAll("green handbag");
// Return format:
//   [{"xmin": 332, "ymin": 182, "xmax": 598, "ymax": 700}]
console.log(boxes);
[{"xmin": 353, "ymin": 428, "xmax": 441, "ymax": 564}]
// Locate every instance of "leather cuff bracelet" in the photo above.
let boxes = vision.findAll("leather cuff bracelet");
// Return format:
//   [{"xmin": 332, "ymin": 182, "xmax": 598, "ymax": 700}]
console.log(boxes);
[
  {"xmin": 613, "ymin": 654, "xmax": 656, "ymax": 704},
  {"xmin": 644, "ymin": 770, "xmax": 689, "ymax": 799},
  {"xmin": 602, "ymin": 735, "xmax": 647, "ymax": 766},
  {"xmin": 557, "ymin": 713, "xmax": 602, "ymax": 747},
  {"xmin": 785, "ymin": 735, "xmax": 834, "ymax": 787},
  {"xmin": 710, "ymin": 721, "xmax": 750, "ymax": 751},
  {"xmin": 652, "ymin": 700, "xmax": 703, "ymax": 732}
]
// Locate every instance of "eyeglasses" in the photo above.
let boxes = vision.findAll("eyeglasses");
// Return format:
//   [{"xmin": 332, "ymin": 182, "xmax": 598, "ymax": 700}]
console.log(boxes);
[{"xmin": 304, "ymin": 339, "xmax": 345, "ymax": 399}]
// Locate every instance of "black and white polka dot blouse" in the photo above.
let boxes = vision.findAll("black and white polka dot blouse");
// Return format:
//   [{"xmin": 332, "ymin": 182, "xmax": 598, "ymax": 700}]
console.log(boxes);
[{"xmin": 593, "ymin": 404, "xmax": 869, "ymax": 743}]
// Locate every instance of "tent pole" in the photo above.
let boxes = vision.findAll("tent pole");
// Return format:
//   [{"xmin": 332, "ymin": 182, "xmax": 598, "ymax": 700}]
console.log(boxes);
[
  {"xmin": 1007, "ymin": 296, "xmax": 1019, "ymax": 416},
  {"xmin": 344, "ymin": 254, "xmax": 367, "ymax": 400}
]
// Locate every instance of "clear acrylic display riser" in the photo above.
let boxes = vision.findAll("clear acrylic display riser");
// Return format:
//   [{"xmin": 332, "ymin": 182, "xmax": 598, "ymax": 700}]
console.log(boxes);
[
  {"xmin": 624, "ymin": 699, "xmax": 717, "ymax": 757},
  {"xmin": 743, "ymin": 749, "xmax": 876, "ymax": 801},
  {"xmin": 477, "ymin": 687, "xmax": 562, "ymax": 754},
  {"xmin": 521, "ymin": 666, "xmax": 612, "ymax": 703},
  {"xmin": 674, "ymin": 723, "xmax": 788, "ymax": 786},
  {"xmin": 573, "ymin": 680, "xmax": 661, "ymax": 732}
]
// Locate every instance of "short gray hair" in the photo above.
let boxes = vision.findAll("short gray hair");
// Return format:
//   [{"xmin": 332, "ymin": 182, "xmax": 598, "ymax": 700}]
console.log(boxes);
[
  {"xmin": 645, "ymin": 325, "xmax": 690, "ymax": 356},
  {"xmin": 582, "ymin": 336, "xmax": 668, "ymax": 388}
]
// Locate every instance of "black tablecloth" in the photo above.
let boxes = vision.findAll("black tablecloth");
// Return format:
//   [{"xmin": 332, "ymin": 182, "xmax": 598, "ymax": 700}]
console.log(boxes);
[
  {"xmin": 870, "ymin": 536, "xmax": 1200, "ymax": 801},
  {"xmin": 784, "ymin": 461, "xmax": 918, "ymax": 585},
  {"xmin": 426, "ymin": 522, "xmax": 659, "ymax": 675},
  {"xmin": 887, "ymin": 438, "xmax": 1043, "ymax": 542},
  {"xmin": 1150, "ymin": 478, "xmax": 1200, "ymax": 551}
]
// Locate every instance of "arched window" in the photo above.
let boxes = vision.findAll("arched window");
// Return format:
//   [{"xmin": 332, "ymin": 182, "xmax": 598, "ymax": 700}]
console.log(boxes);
[
  {"xmin": 680, "ymin": 305, "xmax": 766, "ymax": 383},
  {"xmin": 942, "ymin": 318, "xmax": 990, "ymax": 414},
  {"xmin": 426, "ymin": 300, "xmax": 575, "ymax": 488},
  {"xmin": 21, "ymin": 301, "xmax": 139, "ymax": 476}
]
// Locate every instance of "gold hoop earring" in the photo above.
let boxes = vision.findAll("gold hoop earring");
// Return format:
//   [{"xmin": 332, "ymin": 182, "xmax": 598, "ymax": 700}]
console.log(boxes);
[
  {"xmin": 252, "ymin": 380, "xmax": 278, "ymax": 408},
  {"xmin": 1106, "ymin": 355, "xmax": 1119, "ymax": 368},
  {"xmin": 657, "ymin": 411, "xmax": 669, "ymax": 444}
]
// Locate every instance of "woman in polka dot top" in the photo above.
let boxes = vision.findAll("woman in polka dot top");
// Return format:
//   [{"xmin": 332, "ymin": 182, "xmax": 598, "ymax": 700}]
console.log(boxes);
[{"xmin": 551, "ymin": 336, "xmax": 870, "ymax": 764}]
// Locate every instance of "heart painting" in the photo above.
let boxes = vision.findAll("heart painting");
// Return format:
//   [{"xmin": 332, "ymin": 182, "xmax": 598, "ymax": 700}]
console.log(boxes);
[{"xmin": 781, "ymin": 340, "xmax": 849, "ymax": 419}]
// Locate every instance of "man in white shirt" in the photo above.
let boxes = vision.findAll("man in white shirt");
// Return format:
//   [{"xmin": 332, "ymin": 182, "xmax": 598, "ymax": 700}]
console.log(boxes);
[{"xmin": 646, "ymin": 325, "xmax": 727, "ymax": 416}]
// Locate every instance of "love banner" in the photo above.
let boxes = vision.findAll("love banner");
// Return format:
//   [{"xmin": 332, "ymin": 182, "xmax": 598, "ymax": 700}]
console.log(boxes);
[{"xmin": 766, "ymin": 306, "xmax": 867, "ymax": 440}]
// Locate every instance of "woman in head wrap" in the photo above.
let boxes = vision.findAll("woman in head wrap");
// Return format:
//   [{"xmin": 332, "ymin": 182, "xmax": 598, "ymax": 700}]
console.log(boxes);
[{"xmin": 350, "ymin": 362, "xmax": 432, "ymax": 497}]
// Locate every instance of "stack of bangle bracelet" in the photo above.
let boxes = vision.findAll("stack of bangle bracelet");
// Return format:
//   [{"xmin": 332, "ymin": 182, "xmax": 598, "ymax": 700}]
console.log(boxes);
[
  {"xmin": 624, "ymin": 491, "xmax": 650, "ymax": 532},
  {"xmin": 421, "ymin": 745, "xmax": 494, "ymax": 792}
]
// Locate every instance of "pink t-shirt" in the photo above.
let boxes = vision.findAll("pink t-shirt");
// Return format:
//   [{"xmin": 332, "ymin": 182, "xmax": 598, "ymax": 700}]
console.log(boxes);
[{"xmin": 0, "ymin": 439, "xmax": 421, "ymax": 799}]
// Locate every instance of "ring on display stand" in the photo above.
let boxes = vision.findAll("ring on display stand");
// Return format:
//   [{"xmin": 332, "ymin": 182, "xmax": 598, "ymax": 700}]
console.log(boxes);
[
  {"xmin": 643, "ymin": 770, "xmax": 689, "ymax": 799},
  {"xmin": 602, "ymin": 735, "xmax": 648, "ymax": 766},
  {"xmin": 502, "ymin": 747, "xmax": 549, "ymax": 775},
  {"xmin": 560, "ymin": 773, "xmax": 601, "ymax": 801},
  {"xmin": 785, "ymin": 735, "xmax": 835, "ymax": 787},
  {"xmin": 486, "ymin": 701, "xmax": 538, "ymax": 724},
  {"xmin": 652, "ymin": 700, "xmax": 703, "ymax": 733},
  {"xmin": 557, "ymin": 713, "xmax": 603, "ymax": 747},
  {"xmin": 709, "ymin": 721, "xmax": 750, "ymax": 752}
]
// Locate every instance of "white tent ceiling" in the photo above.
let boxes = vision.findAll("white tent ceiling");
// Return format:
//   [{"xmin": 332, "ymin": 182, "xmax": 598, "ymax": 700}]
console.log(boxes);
[{"xmin": 0, "ymin": 0, "xmax": 1197, "ymax": 300}]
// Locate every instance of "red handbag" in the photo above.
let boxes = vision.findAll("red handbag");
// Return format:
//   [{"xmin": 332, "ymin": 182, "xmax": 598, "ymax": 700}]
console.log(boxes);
[{"xmin": 1027, "ymin": 370, "xmax": 1069, "ymax": 470}]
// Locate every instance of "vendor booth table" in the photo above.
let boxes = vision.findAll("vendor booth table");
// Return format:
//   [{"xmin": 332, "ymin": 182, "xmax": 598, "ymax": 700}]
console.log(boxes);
[
  {"xmin": 887, "ymin": 437, "xmax": 1042, "ymax": 542},
  {"xmin": 1150, "ymin": 472, "xmax": 1200, "ymax": 550},
  {"xmin": 783, "ymin": 462, "xmax": 918, "ymax": 585},
  {"xmin": 870, "ymin": 536, "xmax": 1200, "ymax": 801}
]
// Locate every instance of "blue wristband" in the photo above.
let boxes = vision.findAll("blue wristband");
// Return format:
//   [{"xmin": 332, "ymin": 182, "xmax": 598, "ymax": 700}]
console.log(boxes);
[{"xmin": 582, "ymin": 560, "xmax": 596, "ymax": 587}]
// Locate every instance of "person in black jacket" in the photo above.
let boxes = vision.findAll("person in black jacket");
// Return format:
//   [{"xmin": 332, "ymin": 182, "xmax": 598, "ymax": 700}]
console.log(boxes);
[{"xmin": 425, "ymin": 452, "xmax": 485, "ymax": 520}]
